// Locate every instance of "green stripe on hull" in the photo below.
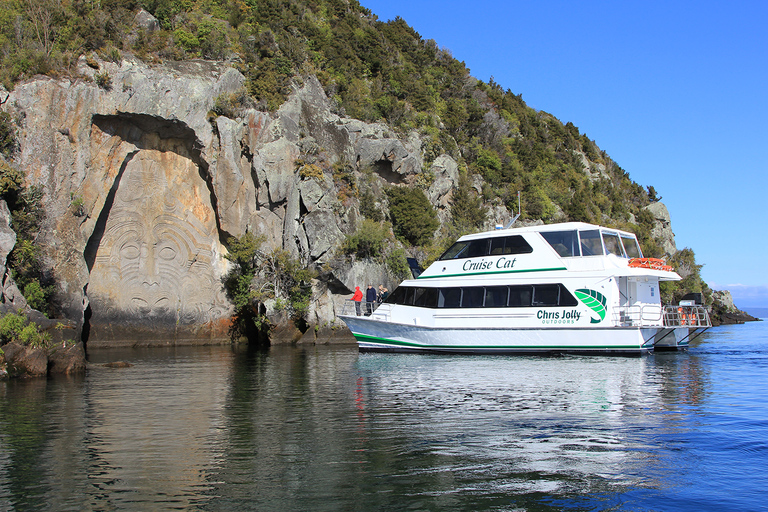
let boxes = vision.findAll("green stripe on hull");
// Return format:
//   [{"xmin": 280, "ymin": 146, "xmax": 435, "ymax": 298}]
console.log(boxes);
[
  {"xmin": 416, "ymin": 266, "xmax": 567, "ymax": 279},
  {"xmin": 352, "ymin": 333, "xmax": 641, "ymax": 351}
]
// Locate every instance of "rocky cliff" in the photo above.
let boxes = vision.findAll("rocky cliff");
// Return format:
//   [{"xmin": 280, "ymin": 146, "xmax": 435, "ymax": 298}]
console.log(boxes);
[
  {"xmin": 1, "ymin": 55, "xmax": 684, "ymax": 347},
  {"xmin": 0, "ymin": 55, "xmax": 459, "ymax": 346}
]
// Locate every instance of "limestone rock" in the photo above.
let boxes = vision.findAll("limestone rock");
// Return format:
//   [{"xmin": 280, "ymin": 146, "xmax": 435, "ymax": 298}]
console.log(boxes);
[
  {"xmin": 2, "ymin": 343, "xmax": 48, "ymax": 378},
  {"xmin": 644, "ymin": 202, "xmax": 677, "ymax": 256},
  {"xmin": 133, "ymin": 9, "xmax": 160, "ymax": 33},
  {"xmin": 427, "ymin": 154, "xmax": 459, "ymax": 207},
  {"xmin": 0, "ymin": 58, "xmax": 432, "ymax": 345},
  {"xmin": 48, "ymin": 342, "xmax": 87, "ymax": 375}
]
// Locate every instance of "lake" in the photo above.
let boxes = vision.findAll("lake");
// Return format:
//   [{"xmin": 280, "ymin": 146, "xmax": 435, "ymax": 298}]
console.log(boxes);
[{"xmin": 1, "ymin": 319, "xmax": 767, "ymax": 511}]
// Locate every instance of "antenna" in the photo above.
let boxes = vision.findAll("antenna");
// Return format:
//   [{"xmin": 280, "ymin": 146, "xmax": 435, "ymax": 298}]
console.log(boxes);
[{"xmin": 504, "ymin": 191, "xmax": 521, "ymax": 229}]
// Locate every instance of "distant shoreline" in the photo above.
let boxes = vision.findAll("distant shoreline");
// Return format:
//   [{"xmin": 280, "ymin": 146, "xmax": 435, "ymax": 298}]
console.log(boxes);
[{"xmin": 744, "ymin": 307, "xmax": 768, "ymax": 319}]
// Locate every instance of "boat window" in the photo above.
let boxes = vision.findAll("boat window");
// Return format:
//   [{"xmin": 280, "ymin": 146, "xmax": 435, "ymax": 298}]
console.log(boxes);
[
  {"xmin": 389, "ymin": 284, "xmax": 578, "ymax": 309},
  {"xmin": 489, "ymin": 237, "xmax": 505, "ymax": 255},
  {"xmin": 579, "ymin": 229, "xmax": 604, "ymax": 256},
  {"xmin": 466, "ymin": 239, "xmax": 488, "ymax": 258},
  {"xmin": 557, "ymin": 285, "xmax": 578, "ymax": 306},
  {"xmin": 508, "ymin": 285, "xmax": 533, "ymax": 307},
  {"xmin": 440, "ymin": 241, "xmax": 469, "ymax": 260},
  {"xmin": 461, "ymin": 287, "xmax": 485, "ymax": 308},
  {"xmin": 542, "ymin": 231, "xmax": 580, "ymax": 257},
  {"xmin": 620, "ymin": 234, "xmax": 642, "ymax": 259},
  {"xmin": 532, "ymin": 284, "xmax": 560, "ymax": 306},
  {"xmin": 384, "ymin": 286, "xmax": 407, "ymax": 305},
  {"xmin": 484, "ymin": 286, "xmax": 509, "ymax": 308},
  {"xmin": 413, "ymin": 287, "xmax": 438, "ymax": 308},
  {"xmin": 439, "ymin": 287, "xmax": 462, "ymax": 308},
  {"xmin": 602, "ymin": 231, "xmax": 626, "ymax": 257},
  {"xmin": 490, "ymin": 235, "xmax": 533, "ymax": 255},
  {"xmin": 441, "ymin": 236, "xmax": 532, "ymax": 260}
]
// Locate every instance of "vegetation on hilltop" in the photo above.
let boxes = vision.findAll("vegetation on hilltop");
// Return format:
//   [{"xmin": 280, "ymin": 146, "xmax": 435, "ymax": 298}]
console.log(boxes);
[{"xmin": 0, "ymin": 0, "xmax": 710, "ymax": 306}]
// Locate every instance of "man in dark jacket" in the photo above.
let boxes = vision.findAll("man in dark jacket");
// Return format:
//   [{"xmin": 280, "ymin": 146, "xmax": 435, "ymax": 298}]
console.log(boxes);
[{"xmin": 366, "ymin": 284, "xmax": 377, "ymax": 315}]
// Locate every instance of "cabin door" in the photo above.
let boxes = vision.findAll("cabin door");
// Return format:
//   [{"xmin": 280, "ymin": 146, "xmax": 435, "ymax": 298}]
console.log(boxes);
[{"xmin": 618, "ymin": 277, "xmax": 632, "ymax": 307}]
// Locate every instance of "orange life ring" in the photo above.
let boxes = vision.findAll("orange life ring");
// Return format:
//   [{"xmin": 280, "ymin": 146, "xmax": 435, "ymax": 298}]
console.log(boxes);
[{"xmin": 629, "ymin": 258, "xmax": 674, "ymax": 272}]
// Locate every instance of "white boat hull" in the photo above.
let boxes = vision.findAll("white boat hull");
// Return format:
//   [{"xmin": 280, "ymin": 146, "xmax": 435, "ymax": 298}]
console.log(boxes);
[{"xmin": 339, "ymin": 315, "xmax": 686, "ymax": 355}]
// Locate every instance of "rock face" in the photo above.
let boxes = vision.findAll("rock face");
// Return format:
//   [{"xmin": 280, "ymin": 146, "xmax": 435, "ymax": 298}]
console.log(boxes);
[
  {"xmin": 644, "ymin": 202, "xmax": 676, "ymax": 257},
  {"xmin": 710, "ymin": 290, "xmax": 758, "ymax": 325},
  {"xmin": 2, "ymin": 56, "xmax": 458, "ymax": 345}
]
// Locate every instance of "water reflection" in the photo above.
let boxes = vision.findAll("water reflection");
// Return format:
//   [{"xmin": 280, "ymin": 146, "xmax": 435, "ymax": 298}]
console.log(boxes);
[{"xmin": 0, "ymin": 341, "xmax": 715, "ymax": 511}]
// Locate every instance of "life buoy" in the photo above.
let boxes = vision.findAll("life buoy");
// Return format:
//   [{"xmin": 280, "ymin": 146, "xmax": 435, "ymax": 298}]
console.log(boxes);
[{"xmin": 629, "ymin": 258, "xmax": 674, "ymax": 272}]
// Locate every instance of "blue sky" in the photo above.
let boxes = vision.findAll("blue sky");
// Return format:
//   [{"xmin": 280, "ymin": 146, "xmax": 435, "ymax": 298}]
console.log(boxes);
[{"xmin": 361, "ymin": 0, "xmax": 768, "ymax": 308}]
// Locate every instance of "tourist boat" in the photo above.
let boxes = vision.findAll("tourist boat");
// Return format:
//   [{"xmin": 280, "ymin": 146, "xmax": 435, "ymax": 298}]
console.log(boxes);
[{"xmin": 339, "ymin": 221, "xmax": 710, "ymax": 354}]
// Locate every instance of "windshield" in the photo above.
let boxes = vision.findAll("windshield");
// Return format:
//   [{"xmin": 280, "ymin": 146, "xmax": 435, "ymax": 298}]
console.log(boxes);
[
  {"xmin": 602, "ymin": 232, "xmax": 626, "ymax": 257},
  {"xmin": 541, "ymin": 230, "xmax": 579, "ymax": 257},
  {"xmin": 579, "ymin": 230, "xmax": 603, "ymax": 256},
  {"xmin": 620, "ymin": 234, "xmax": 642, "ymax": 259}
]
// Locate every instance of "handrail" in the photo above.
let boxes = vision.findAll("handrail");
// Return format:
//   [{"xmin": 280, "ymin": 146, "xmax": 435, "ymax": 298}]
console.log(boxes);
[
  {"xmin": 340, "ymin": 299, "xmax": 379, "ymax": 317},
  {"xmin": 611, "ymin": 304, "xmax": 711, "ymax": 328},
  {"xmin": 611, "ymin": 304, "xmax": 664, "ymax": 327},
  {"xmin": 663, "ymin": 305, "xmax": 711, "ymax": 328}
]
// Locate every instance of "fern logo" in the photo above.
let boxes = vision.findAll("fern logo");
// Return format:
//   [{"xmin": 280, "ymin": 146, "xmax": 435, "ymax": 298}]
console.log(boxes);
[{"xmin": 575, "ymin": 289, "xmax": 607, "ymax": 324}]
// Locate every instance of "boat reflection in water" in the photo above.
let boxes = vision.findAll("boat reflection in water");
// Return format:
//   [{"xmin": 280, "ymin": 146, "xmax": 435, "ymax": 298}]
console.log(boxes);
[{"xmin": 349, "ymin": 351, "xmax": 707, "ymax": 507}]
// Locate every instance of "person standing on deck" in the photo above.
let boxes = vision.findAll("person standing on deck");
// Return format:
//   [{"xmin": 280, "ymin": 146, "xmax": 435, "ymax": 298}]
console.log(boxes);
[
  {"xmin": 366, "ymin": 284, "xmax": 377, "ymax": 315},
  {"xmin": 352, "ymin": 286, "xmax": 363, "ymax": 316}
]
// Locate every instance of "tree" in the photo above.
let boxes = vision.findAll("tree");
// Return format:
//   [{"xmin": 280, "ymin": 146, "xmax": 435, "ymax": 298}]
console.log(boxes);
[
  {"xmin": 223, "ymin": 232, "xmax": 268, "ymax": 344},
  {"xmin": 450, "ymin": 174, "xmax": 486, "ymax": 232},
  {"xmin": 386, "ymin": 186, "xmax": 439, "ymax": 246}
]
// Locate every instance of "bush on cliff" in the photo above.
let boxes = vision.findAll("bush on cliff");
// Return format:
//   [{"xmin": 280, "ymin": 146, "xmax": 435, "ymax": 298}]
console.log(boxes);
[
  {"xmin": 224, "ymin": 232, "xmax": 317, "ymax": 341},
  {"xmin": 223, "ymin": 232, "xmax": 268, "ymax": 343},
  {"xmin": 0, "ymin": 163, "xmax": 52, "ymax": 314},
  {"xmin": 0, "ymin": 313, "xmax": 51, "ymax": 349},
  {"xmin": 386, "ymin": 187, "xmax": 438, "ymax": 246},
  {"xmin": 342, "ymin": 219, "xmax": 390, "ymax": 260},
  {"xmin": 660, "ymin": 248, "xmax": 710, "ymax": 305}
]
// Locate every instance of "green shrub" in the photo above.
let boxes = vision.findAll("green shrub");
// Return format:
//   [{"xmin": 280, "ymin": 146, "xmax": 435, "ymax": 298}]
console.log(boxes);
[
  {"xmin": 299, "ymin": 163, "xmax": 324, "ymax": 181},
  {"xmin": 23, "ymin": 281, "xmax": 47, "ymax": 311},
  {"xmin": 385, "ymin": 248, "xmax": 410, "ymax": 280},
  {"xmin": 0, "ymin": 113, "xmax": 17, "ymax": 157},
  {"xmin": 94, "ymin": 72, "xmax": 112, "ymax": 90},
  {"xmin": 386, "ymin": 187, "xmax": 439, "ymax": 246},
  {"xmin": 0, "ymin": 313, "xmax": 27, "ymax": 343},
  {"xmin": 0, "ymin": 163, "xmax": 24, "ymax": 197},
  {"xmin": 0, "ymin": 313, "xmax": 51, "ymax": 349},
  {"xmin": 342, "ymin": 219, "xmax": 390, "ymax": 260},
  {"xmin": 450, "ymin": 174, "xmax": 487, "ymax": 232}
]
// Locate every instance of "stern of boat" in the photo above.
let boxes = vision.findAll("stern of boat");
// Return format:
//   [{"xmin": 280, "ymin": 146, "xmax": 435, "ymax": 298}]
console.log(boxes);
[{"xmin": 653, "ymin": 305, "xmax": 711, "ymax": 351}]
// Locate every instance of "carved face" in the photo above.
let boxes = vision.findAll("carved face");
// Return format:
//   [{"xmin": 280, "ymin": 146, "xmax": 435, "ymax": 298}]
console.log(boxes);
[{"xmin": 89, "ymin": 149, "xmax": 227, "ymax": 324}]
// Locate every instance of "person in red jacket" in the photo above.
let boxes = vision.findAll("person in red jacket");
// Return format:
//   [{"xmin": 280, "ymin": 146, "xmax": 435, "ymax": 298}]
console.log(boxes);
[{"xmin": 351, "ymin": 286, "xmax": 363, "ymax": 316}]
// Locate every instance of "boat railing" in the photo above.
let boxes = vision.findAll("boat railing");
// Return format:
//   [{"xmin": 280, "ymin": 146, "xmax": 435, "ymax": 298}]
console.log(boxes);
[
  {"xmin": 339, "ymin": 299, "xmax": 379, "ymax": 317},
  {"xmin": 662, "ymin": 305, "xmax": 711, "ymax": 328},
  {"xmin": 612, "ymin": 304, "xmax": 664, "ymax": 327},
  {"xmin": 612, "ymin": 304, "xmax": 711, "ymax": 328}
]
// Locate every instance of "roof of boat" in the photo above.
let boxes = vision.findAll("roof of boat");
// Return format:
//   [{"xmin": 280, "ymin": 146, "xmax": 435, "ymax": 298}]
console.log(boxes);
[{"xmin": 458, "ymin": 222, "xmax": 639, "ymax": 241}]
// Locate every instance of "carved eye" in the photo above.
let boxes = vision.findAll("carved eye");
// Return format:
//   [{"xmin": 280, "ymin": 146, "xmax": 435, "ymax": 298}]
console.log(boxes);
[
  {"xmin": 120, "ymin": 244, "xmax": 141, "ymax": 260},
  {"xmin": 159, "ymin": 246, "xmax": 177, "ymax": 260}
]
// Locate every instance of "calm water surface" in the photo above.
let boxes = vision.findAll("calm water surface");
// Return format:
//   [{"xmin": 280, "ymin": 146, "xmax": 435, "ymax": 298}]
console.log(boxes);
[{"xmin": 1, "ymin": 320, "xmax": 767, "ymax": 511}]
